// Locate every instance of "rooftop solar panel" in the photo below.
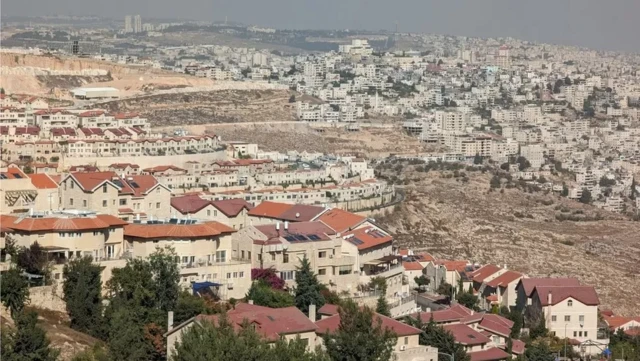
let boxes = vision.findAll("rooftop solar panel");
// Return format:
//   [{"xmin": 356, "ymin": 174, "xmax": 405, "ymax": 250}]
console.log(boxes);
[
  {"xmin": 12, "ymin": 173, "xmax": 22, "ymax": 179},
  {"xmin": 129, "ymin": 181, "xmax": 140, "ymax": 188},
  {"xmin": 295, "ymin": 235, "xmax": 307, "ymax": 241}
]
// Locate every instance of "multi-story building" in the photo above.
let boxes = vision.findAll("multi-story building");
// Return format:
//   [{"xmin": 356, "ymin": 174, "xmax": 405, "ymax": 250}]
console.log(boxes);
[
  {"xmin": 123, "ymin": 218, "xmax": 250, "ymax": 299},
  {"xmin": 60, "ymin": 171, "xmax": 172, "ymax": 220},
  {"xmin": 170, "ymin": 195, "xmax": 253, "ymax": 230},
  {"xmin": 0, "ymin": 167, "xmax": 59, "ymax": 214}
]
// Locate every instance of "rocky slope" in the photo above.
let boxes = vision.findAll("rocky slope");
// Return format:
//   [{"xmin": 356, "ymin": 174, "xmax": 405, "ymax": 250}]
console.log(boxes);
[{"xmin": 376, "ymin": 162, "xmax": 640, "ymax": 316}]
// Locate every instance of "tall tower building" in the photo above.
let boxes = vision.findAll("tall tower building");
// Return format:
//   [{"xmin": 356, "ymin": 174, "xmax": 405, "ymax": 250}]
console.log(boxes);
[
  {"xmin": 134, "ymin": 15, "xmax": 142, "ymax": 33},
  {"xmin": 495, "ymin": 45, "xmax": 511, "ymax": 68},
  {"xmin": 125, "ymin": 15, "xmax": 133, "ymax": 33}
]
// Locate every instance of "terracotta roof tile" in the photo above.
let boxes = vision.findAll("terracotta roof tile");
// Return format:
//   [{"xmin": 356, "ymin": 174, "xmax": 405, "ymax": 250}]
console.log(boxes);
[
  {"xmin": 533, "ymin": 286, "xmax": 599, "ymax": 306},
  {"xmin": 317, "ymin": 208, "xmax": 366, "ymax": 233},
  {"xmin": 443, "ymin": 323, "xmax": 491, "ymax": 345},
  {"xmin": 403, "ymin": 261, "xmax": 424, "ymax": 271},
  {"xmin": 315, "ymin": 311, "xmax": 421, "ymax": 337},
  {"xmin": 124, "ymin": 221, "xmax": 235, "ymax": 239},
  {"xmin": 211, "ymin": 199, "xmax": 253, "ymax": 217},
  {"xmin": 517, "ymin": 277, "xmax": 581, "ymax": 297},
  {"xmin": 343, "ymin": 227, "xmax": 393, "ymax": 250},
  {"xmin": 248, "ymin": 201, "xmax": 294, "ymax": 218},
  {"xmin": 1, "ymin": 214, "xmax": 127, "ymax": 232},
  {"xmin": 197, "ymin": 303, "xmax": 316, "ymax": 341},
  {"xmin": 470, "ymin": 264, "xmax": 503, "ymax": 282},
  {"xmin": 486, "ymin": 271, "xmax": 523, "ymax": 288},
  {"xmin": 278, "ymin": 204, "xmax": 326, "ymax": 222},
  {"xmin": 28, "ymin": 174, "xmax": 58, "ymax": 189},
  {"xmin": 410, "ymin": 304, "xmax": 473, "ymax": 323},
  {"xmin": 468, "ymin": 347, "xmax": 511, "ymax": 361}
]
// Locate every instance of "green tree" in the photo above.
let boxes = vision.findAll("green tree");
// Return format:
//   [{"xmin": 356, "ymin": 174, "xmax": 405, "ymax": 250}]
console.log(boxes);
[
  {"xmin": 490, "ymin": 175, "xmax": 502, "ymax": 189},
  {"xmin": 529, "ymin": 315, "xmax": 548, "ymax": 340},
  {"xmin": 322, "ymin": 300, "xmax": 397, "ymax": 361},
  {"xmin": 579, "ymin": 188, "xmax": 592, "ymax": 204},
  {"xmin": 473, "ymin": 153, "xmax": 483, "ymax": 165},
  {"xmin": 71, "ymin": 344, "xmax": 110, "ymax": 361},
  {"xmin": 456, "ymin": 292, "xmax": 478, "ymax": 310},
  {"xmin": 525, "ymin": 342, "xmax": 555, "ymax": 361},
  {"xmin": 375, "ymin": 294, "xmax": 391, "ymax": 317},
  {"xmin": 288, "ymin": 95, "xmax": 296, "ymax": 103},
  {"xmin": 436, "ymin": 282, "xmax": 454, "ymax": 299},
  {"xmin": 294, "ymin": 256, "xmax": 325, "ymax": 316},
  {"xmin": 148, "ymin": 247, "xmax": 181, "ymax": 313},
  {"xmin": 63, "ymin": 256, "xmax": 105, "ymax": 338},
  {"xmin": 107, "ymin": 307, "xmax": 154, "ymax": 361},
  {"xmin": 1, "ymin": 310, "xmax": 60, "ymax": 361},
  {"xmin": 0, "ymin": 267, "xmax": 30, "ymax": 317},
  {"xmin": 173, "ymin": 291, "xmax": 207, "ymax": 325},
  {"xmin": 414, "ymin": 275, "xmax": 430, "ymax": 291},
  {"xmin": 173, "ymin": 315, "xmax": 329, "ymax": 361},
  {"xmin": 16, "ymin": 242, "xmax": 49, "ymax": 278},
  {"xmin": 561, "ymin": 183, "xmax": 569, "ymax": 197},
  {"xmin": 246, "ymin": 280, "xmax": 295, "ymax": 308},
  {"xmin": 408, "ymin": 315, "xmax": 470, "ymax": 361}
]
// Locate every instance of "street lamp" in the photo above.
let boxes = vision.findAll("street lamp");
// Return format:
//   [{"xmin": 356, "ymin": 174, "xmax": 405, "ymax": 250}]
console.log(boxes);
[{"xmin": 439, "ymin": 351, "xmax": 454, "ymax": 361}]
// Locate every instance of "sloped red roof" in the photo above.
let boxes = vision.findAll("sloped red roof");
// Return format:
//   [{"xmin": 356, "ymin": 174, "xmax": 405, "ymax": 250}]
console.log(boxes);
[
  {"xmin": 211, "ymin": 199, "xmax": 253, "ymax": 217},
  {"xmin": 278, "ymin": 204, "xmax": 326, "ymax": 222},
  {"xmin": 510, "ymin": 339, "xmax": 526, "ymax": 354},
  {"xmin": 78, "ymin": 110, "xmax": 106, "ymax": 117},
  {"xmin": 517, "ymin": 277, "xmax": 581, "ymax": 297},
  {"xmin": 143, "ymin": 165, "xmax": 186, "ymax": 173},
  {"xmin": 486, "ymin": 270, "xmax": 522, "ymax": 288},
  {"xmin": 468, "ymin": 347, "xmax": 510, "ymax": 361},
  {"xmin": 343, "ymin": 226, "xmax": 393, "ymax": 250},
  {"xmin": 28, "ymin": 174, "xmax": 58, "ymax": 189},
  {"xmin": 443, "ymin": 323, "xmax": 490, "ymax": 345},
  {"xmin": 318, "ymin": 304, "xmax": 340, "ymax": 316},
  {"xmin": 317, "ymin": 208, "xmax": 366, "ymax": 233},
  {"xmin": 1, "ymin": 214, "xmax": 127, "ymax": 232},
  {"xmin": 603, "ymin": 316, "xmax": 640, "ymax": 330},
  {"xmin": 478, "ymin": 316, "xmax": 513, "ymax": 337},
  {"xmin": 124, "ymin": 221, "xmax": 235, "ymax": 239},
  {"xmin": 470, "ymin": 264, "xmax": 503, "ymax": 282},
  {"xmin": 411, "ymin": 304, "xmax": 472, "ymax": 323},
  {"xmin": 315, "ymin": 311, "xmax": 421, "ymax": 337},
  {"xmin": 196, "ymin": 303, "xmax": 316, "ymax": 341},
  {"xmin": 533, "ymin": 286, "xmax": 599, "ymax": 306},
  {"xmin": 1, "ymin": 167, "xmax": 28, "ymax": 179},
  {"xmin": 435, "ymin": 260, "xmax": 469, "ymax": 272},
  {"xmin": 248, "ymin": 201, "xmax": 293, "ymax": 219},
  {"xmin": 403, "ymin": 261, "xmax": 424, "ymax": 271}
]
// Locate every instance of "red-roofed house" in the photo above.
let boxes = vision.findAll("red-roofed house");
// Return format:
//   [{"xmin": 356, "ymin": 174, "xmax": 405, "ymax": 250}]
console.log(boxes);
[
  {"xmin": 165, "ymin": 303, "xmax": 318, "ymax": 357},
  {"xmin": 170, "ymin": 195, "xmax": 253, "ymax": 230},
  {"xmin": 403, "ymin": 261, "xmax": 425, "ymax": 289},
  {"xmin": 247, "ymin": 201, "xmax": 327, "ymax": 225},
  {"xmin": 602, "ymin": 315, "xmax": 640, "ymax": 334},
  {"xmin": 234, "ymin": 221, "xmax": 359, "ymax": 294},
  {"xmin": 479, "ymin": 270, "xmax": 523, "ymax": 310},
  {"xmin": 123, "ymin": 218, "xmax": 249, "ymax": 298},
  {"xmin": 0, "ymin": 166, "xmax": 61, "ymax": 213},
  {"xmin": 314, "ymin": 305, "xmax": 438, "ymax": 359},
  {"xmin": 530, "ymin": 285, "xmax": 605, "ymax": 354},
  {"xmin": 515, "ymin": 277, "xmax": 581, "ymax": 311},
  {"xmin": 60, "ymin": 171, "xmax": 171, "ymax": 220}
]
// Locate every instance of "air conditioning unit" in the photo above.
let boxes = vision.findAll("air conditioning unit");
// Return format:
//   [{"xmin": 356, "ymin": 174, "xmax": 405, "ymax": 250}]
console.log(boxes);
[
  {"xmin": 399, "ymin": 345, "xmax": 406, "ymax": 351},
  {"xmin": 227, "ymin": 283, "xmax": 234, "ymax": 290}
]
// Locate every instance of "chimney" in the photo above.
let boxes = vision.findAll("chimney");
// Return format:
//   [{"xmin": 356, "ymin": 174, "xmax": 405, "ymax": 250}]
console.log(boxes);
[
  {"xmin": 167, "ymin": 311, "xmax": 174, "ymax": 331},
  {"xmin": 136, "ymin": 213, "xmax": 140, "ymax": 221},
  {"xmin": 309, "ymin": 304, "xmax": 316, "ymax": 322},
  {"xmin": 276, "ymin": 222, "xmax": 280, "ymax": 231},
  {"xmin": 284, "ymin": 220, "xmax": 289, "ymax": 230},
  {"xmin": 504, "ymin": 263, "xmax": 507, "ymax": 269},
  {"xmin": 547, "ymin": 290, "xmax": 553, "ymax": 305},
  {"xmin": 248, "ymin": 299, "xmax": 254, "ymax": 305}
]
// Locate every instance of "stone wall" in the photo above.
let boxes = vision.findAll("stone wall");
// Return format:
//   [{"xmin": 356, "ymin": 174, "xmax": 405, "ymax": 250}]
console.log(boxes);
[{"xmin": 28, "ymin": 285, "xmax": 67, "ymax": 312}]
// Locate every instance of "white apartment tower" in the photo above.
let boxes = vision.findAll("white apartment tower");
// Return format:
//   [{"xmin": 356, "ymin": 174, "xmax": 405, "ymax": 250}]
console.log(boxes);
[
  {"xmin": 495, "ymin": 46, "xmax": 511, "ymax": 68},
  {"xmin": 134, "ymin": 15, "xmax": 142, "ymax": 33},
  {"xmin": 124, "ymin": 15, "xmax": 133, "ymax": 33}
]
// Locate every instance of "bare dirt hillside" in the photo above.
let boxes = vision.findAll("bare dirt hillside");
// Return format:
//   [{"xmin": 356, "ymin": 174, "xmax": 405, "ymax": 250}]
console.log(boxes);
[
  {"xmin": 376, "ymin": 161, "xmax": 640, "ymax": 316},
  {"xmin": 94, "ymin": 89, "xmax": 295, "ymax": 126},
  {"xmin": 0, "ymin": 52, "xmax": 216, "ymax": 97},
  {"xmin": 189, "ymin": 122, "xmax": 437, "ymax": 157}
]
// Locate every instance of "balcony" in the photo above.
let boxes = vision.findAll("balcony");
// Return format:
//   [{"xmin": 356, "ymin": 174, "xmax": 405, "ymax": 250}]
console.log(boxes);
[
  {"xmin": 362, "ymin": 255, "xmax": 404, "ymax": 280},
  {"xmin": 317, "ymin": 255, "xmax": 356, "ymax": 267}
]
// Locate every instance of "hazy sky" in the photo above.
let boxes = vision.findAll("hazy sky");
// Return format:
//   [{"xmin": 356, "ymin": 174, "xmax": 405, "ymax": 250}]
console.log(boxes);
[{"xmin": 3, "ymin": 0, "xmax": 639, "ymax": 52}]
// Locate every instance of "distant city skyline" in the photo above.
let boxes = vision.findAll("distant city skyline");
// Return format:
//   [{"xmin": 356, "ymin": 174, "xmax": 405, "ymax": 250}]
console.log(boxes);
[{"xmin": 2, "ymin": 0, "xmax": 640, "ymax": 52}]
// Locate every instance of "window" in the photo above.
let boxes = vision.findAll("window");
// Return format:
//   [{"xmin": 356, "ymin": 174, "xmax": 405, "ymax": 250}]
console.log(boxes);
[
  {"xmin": 233, "ymin": 272, "xmax": 238, "ymax": 278},
  {"xmin": 103, "ymin": 200, "xmax": 108, "ymax": 207},
  {"xmin": 584, "ymin": 332, "xmax": 588, "ymax": 337},
  {"xmin": 551, "ymin": 315, "xmax": 557, "ymax": 322},
  {"xmin": 215, "ymin": 250, "xmax": 226, "ymax": 263},
  {"xmin": 283, "ymin": 253, "xmax": 289, "ymax": 263},
  {"xmin": 239, "ymin": 271, "xmax": 244, "ymax": 278},
  {"xmin": 70, "ymin": 198, "xmax": 74, "ymax": 205},
  {"xmin": 207, "ymin": 209, "xmax": 211, "ymax": 216},
  {"xmin": 248, "ymin": 251, "xmax": 251, "ymax": 260},
  {"xmin": 579, "ymin": 331, "xmax": 583, "ymax": 337},
  {"xmin": 271, "ymin": 253, "xmax": 276, "ymax": 261},
  {"xmin": 567, "ymin": 300, "xmax": 573, "ymax": 307},
  {"xmin": 241, "ymin": 250, "xmax": 245, "ymax": 259},
  {"xmin": 318, "ymin": 268, "xmax": 327, "ymax": 275},
  {"xmin": 103, "ymin": 184, "xmax": 107, "ymax": 193},
  {"xmin": 574, "ymin": 331, "xmax": 577, "ymax": 337},
  {"xmin": 156, "ymin": 202, "xmax": 161, "ymax": 209},
  {"xmin": 258, "ymin": 254, "xmax": 262, "ymax": 261},
  {"xmin": 280, "ymin": 271, "xmax": 295, "ymax": 280},
  {"xmin": 318, "ymin": 251, "xmax": 327, "ymax": 258},
  {"xmin": 404, "ymin": 337, "xmax": 408, "ymax": 345},
  {"xmin": 579, "ymin": 315, "xmax": 584, "ymax": 323},
  {"xmin": 214, "ymin": 210, "xmax": 218, "ymax": 217},
  {"xmin": 227, "ymin": 273, "xmax": 231, "ymax": 279},
  {"xmin": 70, "ymin": 181, "xmax": 74, "ymax": 189},
  {"xmin": 565, "ymin": 315, "xmax": 571, "ymax": 322},
  {"xmin": 119, "ymin": 199, "xmax": 127, "ymax": 206}
]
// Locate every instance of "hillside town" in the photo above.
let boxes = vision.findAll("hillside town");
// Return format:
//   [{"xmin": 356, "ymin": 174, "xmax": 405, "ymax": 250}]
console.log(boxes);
[{"xmin": 1, "ymin": 11, "xmax": 640, "ymax": 361}]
